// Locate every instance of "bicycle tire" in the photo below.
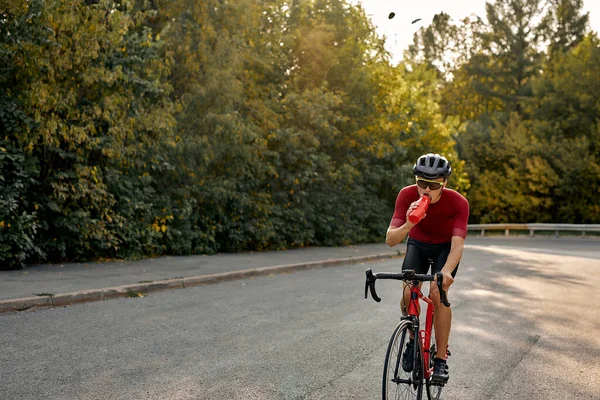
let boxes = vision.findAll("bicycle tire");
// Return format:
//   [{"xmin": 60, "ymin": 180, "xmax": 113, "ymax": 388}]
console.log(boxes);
[
  {"xmin": 382, "ymin": 320, "xmax": 424, "ymax": 400},
  {"xmin": 425, "ymin": 341, "xmax": 443, "ymax": 400}
]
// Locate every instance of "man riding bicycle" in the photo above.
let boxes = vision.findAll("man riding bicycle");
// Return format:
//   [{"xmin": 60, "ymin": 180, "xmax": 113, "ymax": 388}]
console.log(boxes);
[{"xmin": 385, "ymin": 153, "xmax": 469, "ymax": 384}]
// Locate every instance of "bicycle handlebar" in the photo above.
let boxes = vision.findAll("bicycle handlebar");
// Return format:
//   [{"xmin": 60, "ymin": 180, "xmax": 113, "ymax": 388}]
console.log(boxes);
[{"xmin": 364, "ymin": 268, "xmax": 451, "ymax": 307}]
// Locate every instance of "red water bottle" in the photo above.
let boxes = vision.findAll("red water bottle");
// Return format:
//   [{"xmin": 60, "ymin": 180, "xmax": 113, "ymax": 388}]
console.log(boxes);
[{"xmin": 408, "ymin": 194, "xmax": 431, "ymax": 224}]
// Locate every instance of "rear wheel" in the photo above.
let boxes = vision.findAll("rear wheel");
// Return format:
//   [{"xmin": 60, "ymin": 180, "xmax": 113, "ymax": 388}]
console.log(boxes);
[{"xmin": 382, "ymin": 320, "xmax": 424, "ymax": 400}]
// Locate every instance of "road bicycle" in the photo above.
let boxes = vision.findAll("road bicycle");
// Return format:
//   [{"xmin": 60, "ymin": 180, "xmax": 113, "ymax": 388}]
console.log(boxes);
[{"xmin": 364, "ymin": 264, "xmax": 451, "ymax": 400}]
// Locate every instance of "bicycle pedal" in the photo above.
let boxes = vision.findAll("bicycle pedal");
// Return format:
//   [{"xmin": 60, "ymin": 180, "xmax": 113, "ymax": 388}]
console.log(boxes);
[{"xmin": 430, "ymin": 376, "xmax": 448, "ymax": 386}]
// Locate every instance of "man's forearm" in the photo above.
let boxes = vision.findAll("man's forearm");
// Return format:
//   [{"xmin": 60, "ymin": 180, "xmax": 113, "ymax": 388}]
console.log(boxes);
[
  {"xmin": 442, "ymin": 242, "xmax": 464, "ymax": 274},
  {"xmin": 386, "ymin": 224, "xmax": 411, "ymax": 247}
]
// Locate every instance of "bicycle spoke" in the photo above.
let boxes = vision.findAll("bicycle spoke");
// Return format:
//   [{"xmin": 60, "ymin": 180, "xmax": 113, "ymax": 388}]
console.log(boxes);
[{"xmin": 383, "ymin": 321, "xmax": 422, "ymax": 400}]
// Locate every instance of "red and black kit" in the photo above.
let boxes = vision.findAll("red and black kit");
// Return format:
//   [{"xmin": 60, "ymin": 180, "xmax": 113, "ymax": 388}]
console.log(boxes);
[{"xmin": 390, "ymin": 185, "xmax": 470, "ymax": 275}]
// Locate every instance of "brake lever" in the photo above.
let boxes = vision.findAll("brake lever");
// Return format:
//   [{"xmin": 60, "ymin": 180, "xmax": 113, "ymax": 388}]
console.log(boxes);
[
  {"xmin": 365, "ymin": 269, "xmax": 381, "ymax": 302},
  {"xmin": 435, "ymin": 272, "xmax": 451, "ymax": 307}
]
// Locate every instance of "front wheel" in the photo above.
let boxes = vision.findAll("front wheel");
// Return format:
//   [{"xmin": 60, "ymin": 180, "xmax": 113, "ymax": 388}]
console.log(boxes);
[
  {"xmin": 382, "ymin": 320, "xmax": 424, "ymax": 400},
  {"xmin": 425, "ymin": 341, "xmax": 443, "ymax": 400}
]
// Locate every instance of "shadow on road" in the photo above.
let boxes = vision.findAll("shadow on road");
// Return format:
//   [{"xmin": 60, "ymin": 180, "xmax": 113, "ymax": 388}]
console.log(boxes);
[{"xmin": 446, "ymin": 246, "xmax": 600, "ymax": 399}]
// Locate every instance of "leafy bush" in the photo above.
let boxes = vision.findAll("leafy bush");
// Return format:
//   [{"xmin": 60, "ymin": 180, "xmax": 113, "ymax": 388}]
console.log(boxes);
[{"xmin": 0, "ymin": 144, "xmax": 44, "ymax": 270}]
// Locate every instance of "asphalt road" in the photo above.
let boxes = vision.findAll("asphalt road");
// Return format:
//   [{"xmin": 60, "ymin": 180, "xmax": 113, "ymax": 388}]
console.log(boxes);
[{"xmin": 1, "ymin": 238, "xmax": 599, "ymax": 399}]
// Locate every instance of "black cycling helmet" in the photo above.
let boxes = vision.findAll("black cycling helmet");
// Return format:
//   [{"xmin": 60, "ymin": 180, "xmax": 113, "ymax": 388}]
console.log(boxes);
[{"xmin": 412, "ymin": 153, "xmax": 452, "ymax": 179}]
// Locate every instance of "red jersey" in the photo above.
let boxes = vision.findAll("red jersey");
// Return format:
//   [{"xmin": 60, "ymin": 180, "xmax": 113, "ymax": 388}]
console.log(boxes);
[{"xmin": 390, "ymin": 185, "xmax": 469, "ymax": 244}]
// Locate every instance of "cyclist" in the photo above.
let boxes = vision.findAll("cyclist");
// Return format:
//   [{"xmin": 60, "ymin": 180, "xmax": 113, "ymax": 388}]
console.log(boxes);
[{"xmin": 385, "ymin": 153, "xmax": 469, "ymax": 384}]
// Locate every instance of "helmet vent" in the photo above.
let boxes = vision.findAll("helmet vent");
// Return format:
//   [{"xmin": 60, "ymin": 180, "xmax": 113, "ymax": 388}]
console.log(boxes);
[{"xmin": 412, "ymin": 153, "xmax": 452, "ymax": 179}]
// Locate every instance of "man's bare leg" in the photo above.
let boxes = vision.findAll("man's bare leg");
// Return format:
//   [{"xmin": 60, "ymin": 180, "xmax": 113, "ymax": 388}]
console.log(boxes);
[{"xmin": 431, "ymin": 283, "xmax": 451, "ymax": 358}]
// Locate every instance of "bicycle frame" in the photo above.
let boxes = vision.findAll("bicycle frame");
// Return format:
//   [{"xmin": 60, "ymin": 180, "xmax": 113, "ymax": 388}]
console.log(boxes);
[
  {"xmin": 364, "ymin": 268, "xmax": 450, "ymax": 398},
  {"xmin": 405, "ymin": 281, "xmax": 435, "ymax": 380}
]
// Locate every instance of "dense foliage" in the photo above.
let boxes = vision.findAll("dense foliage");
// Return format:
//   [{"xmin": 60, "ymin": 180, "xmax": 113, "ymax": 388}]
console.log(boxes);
[
  {"xmin": 407, "ymin": 0, "xmax": 600, "ymax": 224},
  {"xmin": 0, "ymin": 0, "xmax": 598, "ymax": 269}
]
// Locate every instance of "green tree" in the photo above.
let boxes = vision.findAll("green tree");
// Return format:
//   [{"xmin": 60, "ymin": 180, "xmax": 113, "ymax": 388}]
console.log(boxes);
[
  {"xmin": 421, "ymin": 0, "xmax": 598, "ymax": 224},
  {"xmin": 1, "ymin": 0, "xmax": 47, "ymax": 268},
  {"xmin": 469, "ymin": 0, "xmax": 548, "ymax": 116},
  {"xmin": 542, "ymin": 0, "xmax": 589, "ymax": 59},
  {"xmin": 2, "ymin": 0, "xmax": 177, "ymax": 262},
  {"xmin": 531, "ymin": 35, "xmax": 600, "ymax": 222}
]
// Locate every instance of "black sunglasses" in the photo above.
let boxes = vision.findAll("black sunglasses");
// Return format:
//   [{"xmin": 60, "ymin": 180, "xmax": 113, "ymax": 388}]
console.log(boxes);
[{"xmin": 416, "ymin": 179, "xmax": 444, "ymax": 190}]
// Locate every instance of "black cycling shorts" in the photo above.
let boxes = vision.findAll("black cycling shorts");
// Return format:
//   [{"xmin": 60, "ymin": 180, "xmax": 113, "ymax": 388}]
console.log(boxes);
[{"xmin": 401, "ymin": 238, "xmax": 459, "ymax": 277}]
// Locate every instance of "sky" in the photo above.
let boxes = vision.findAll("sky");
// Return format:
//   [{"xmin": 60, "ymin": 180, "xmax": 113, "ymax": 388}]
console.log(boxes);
[{"xmin": 351, "ymin": 0, "xmax": 600, "ymax": 64}]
